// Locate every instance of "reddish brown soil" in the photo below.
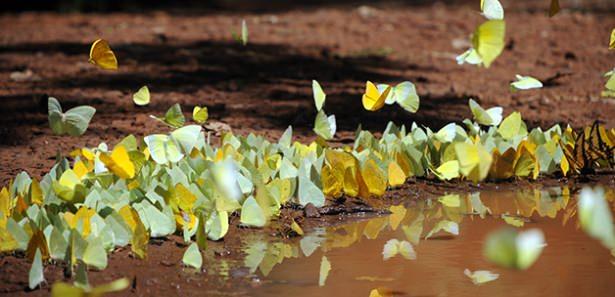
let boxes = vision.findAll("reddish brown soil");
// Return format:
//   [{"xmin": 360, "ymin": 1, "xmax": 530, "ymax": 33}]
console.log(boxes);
[{"xmin": 1, "ymin": 1, "xmax": 615, "ymax": 295}]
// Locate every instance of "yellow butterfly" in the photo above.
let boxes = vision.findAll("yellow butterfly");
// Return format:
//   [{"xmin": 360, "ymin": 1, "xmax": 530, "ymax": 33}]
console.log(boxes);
[
  {"xmin": 387, "ymin": 161, "xmax": 407, "ymax": 187},
  {"xmin": 362, "ymin": 81, "xmax": 392, "ymax": 111},
  {"xmin": 99, "ymin": 145, "xmax": 135, "ymax": 179},
  {"xmin": 489, "ymin": 148, "xmax": 516, "ymax": 180},
  {"xmin": 472, "ymin": 20, "xmax": 506, "ymax": 68},
  {"xmin": 361, "ymin": 158, "xmax": 387, "ymax": 196},
  {"xmin": 322, "ymin": 164, "xmax": 343, "ymax": 198},
  {"xmin": 64, "ymin": 207, "xmax": 96, "ymax": 237},
  {"xmin": 89, "ymin": 39, "xmax": 118, "ymax": 70}
]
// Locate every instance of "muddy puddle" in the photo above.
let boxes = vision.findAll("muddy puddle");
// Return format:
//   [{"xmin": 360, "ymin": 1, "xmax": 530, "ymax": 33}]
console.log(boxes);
[{"xmin": 208, "ymin": 187, "xmax": 615, "ymax": 297}]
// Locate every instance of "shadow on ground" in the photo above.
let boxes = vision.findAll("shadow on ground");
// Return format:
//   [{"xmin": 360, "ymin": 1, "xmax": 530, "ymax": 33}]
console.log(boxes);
[{"xmin": 0, "ymin": 38, "xmax": 470, "ymax": 135}]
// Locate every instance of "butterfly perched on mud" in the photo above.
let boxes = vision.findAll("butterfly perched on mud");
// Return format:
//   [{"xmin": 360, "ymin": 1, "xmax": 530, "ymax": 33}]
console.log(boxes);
[{"xmin": 560, "ymin": 121, "xmax": 615, "ymax": 174}]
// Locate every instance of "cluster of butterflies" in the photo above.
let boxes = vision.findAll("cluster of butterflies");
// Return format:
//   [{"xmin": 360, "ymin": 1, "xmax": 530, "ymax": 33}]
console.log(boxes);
[
  {"xmin": 8, "ymin": 96, "xmax": 615, "ymax": 288},
  {"xmin": 6, "ymin": 1, "xmax": 614, "ymax": 293}
]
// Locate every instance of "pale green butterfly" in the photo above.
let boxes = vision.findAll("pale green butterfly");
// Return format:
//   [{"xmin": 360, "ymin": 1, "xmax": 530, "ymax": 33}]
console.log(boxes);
[
  {"xmin": 510, "ymin": 75, "xmax": 543, "ymax": 92},
  {"xmin": 144, "ymin": 125, "xmax": 202, "ymax": 164},
  {"xmin": 481, "ymin": 0, "xmax": 504, "ymax": 20},
  {"xmin": 312, "ymin": 79, "xmax": 326, "ymax": 111},
  {"xmin": 602, "ymin": 69, "xmax": 615, "ymax": 98},
  {"xmin": 83, "ymin": 237, "xmax": 107, "ymax": 269},
  {"xmin": 378, "ymin": 82, "xmax": 420, "ymax": 113},
  {"xmin": 392, "ymin": 81, "xmax": 420, "ymax": 113},
  {"xmin": 49, "ymin": 227, "xmax": 68, "ymax": 260},
  {"xmin": 206, "ymin": 210, "xmax": 229, "ymax": 241},
  {"xmin": 182, "ymin": 242, "xmax": 203, "ymax": 269},
  {"xmin": 240, "ymin": 196, "xmax": 266, "ymax": 227},
  {"xmin": 133, "ymin": 200, "xmax": 176, "ymax": 238},
  {"xmin": 212, "ymin": 159, "xmax": 242, "ymax": 202},
  {"xmin": 434, "ymin": 161, "xmax": 460, "ymax": 181},
  {"xmin": 456, "ymin": 48, "xmax": 483, "ymax": 65},
  {"xmin": 48, "ymin": 97, "xmax": 96, "ymax": 136},
  {"xmin": 484, "ymin": 228, "xmax": 546, "ymax": 270},
  {"xmin": 469, "ymin": 98, "xmax": 503, "ymax": 126},
  {"xmin": 313, "ymin": 110, "xmax": 336, "ymax": 140},
  {"xmin": 497, "ymin": 111, "xmax": 528, "ymax": 139},
  {"xmin": 434, "ymin": 123, "xmax": 458, "ymax": 143},
  {"xmin": 132, "ymin": 86, "xmax": 150, "ymax": 106},
  {"xmin": 298, "ymin": 160, "xmax": 325, "ymax": 207},
  {"xmin": 150, "ymin": 103, "xmax": 185, "ymax": 128},
  {"xmin": 578, "ymin": 187, "xmax": 615, "ymax": 249},
  {"xmin": 28, "ymin": 248, "xmax": 44, "ymax": 290}
]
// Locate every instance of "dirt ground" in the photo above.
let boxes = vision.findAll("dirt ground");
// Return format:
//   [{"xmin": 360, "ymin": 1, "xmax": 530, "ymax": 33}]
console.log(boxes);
[{"xmin": 0, "ymin": 0, "xmax": 614, "ymax": 295}]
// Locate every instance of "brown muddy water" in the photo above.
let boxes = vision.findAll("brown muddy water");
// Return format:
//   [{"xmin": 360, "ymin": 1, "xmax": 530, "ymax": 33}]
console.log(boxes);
[{"xmin": 219, "ymin": 187, "xmax": 615, "ymax": 297}]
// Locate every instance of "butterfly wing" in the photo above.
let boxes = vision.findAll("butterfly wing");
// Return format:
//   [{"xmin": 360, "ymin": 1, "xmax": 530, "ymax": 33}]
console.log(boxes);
[
  {"xmin": 377, "ymin": 83, "xmax": 395, "ymax": 105},
  {"xmin": 164, "ymin": 138, "xmax": 184, "ymax": 163},
  {"xmin": 144, "ymin": 134, "xmax": 170, "ymax": 164},
  {"xmin": 606, "ymin": 74, "xmax": 615, "ymax": 91},
  {"xmin": 398, "ymin": 240, "xmax": 416, "ymax": 260},
  {"xmin": 63, "ymin": 106, "xmax": 96, "ymax": 136},
  {"xmin": 170, "ymin": 125, "xmax": 202, "ymax": 154},
  {"xmin": 163, "ymin": 103, "xmax": 185, "ymax": 128},
  {"xmin": 47, "ymin": 97, "xmax": 65, "ymax": 135},
  {"xmin": 511, "ymin": 75, "xmax": 543, "ymax": 91},
  {"xmin": 472, "ymin": 20, "xmax": 506, "ymax": 68},
  {"xmin": 327, "ymin": 114, "xmax": 337, "ymax": 136},
  {"xmin": 382, "ymin": 239, "xmax": 400, "ymax": 260},
  {"xmin": 362, "ymin": 81, "xmax": 389, "ymax": 111},
  {"xmin": 469, "ymin": 99, "xmax": 492, "ymax": 126},
  {"xmin": 192, "ymin": 106, "xmax": 208, "ymax": 124},
  {"xmin": 133, "ymin": 86, "xmax": 150, "ymax": 106},
  {"xmin": 100, "ymin": 146, "xmax": 135, "ymax": 179},
  {"xmin": 456, "ymin": 48, "xmax": 483, "ymax": 65},
  {"xmin": 312, "ymin": 80, "xmax": 326, "ymax": 111},
  {"xmin": 313, "ymin": 110, "xmax": 334, "ymax": 140},
  {"xmin": 482, "ymin": 0, "xmax": 504, "ymax": 20},
  {"xmin": 485, "ymin": 107, "xmax": 503, "ymax": 126},
  {"xmin": 89, "ymin": 39, "xmax": 118, "ymax": 70},
  {"xmin": 393, "ymin": 81, "xmax": 420, "ymax": 113}
]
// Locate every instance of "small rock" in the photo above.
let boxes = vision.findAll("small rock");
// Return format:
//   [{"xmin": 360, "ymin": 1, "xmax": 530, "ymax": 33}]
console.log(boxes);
[
  {"xmin": 230, "ymin": 267, "xmax": 250, "ymax": 278},
  {"xmin": 160, "ymin": 260, "xmax": 175, "ymax": 267},
  {"xmin": 304, "ymin": 203, "xmax": 320, "ymax": 218},
  {"xmin": 214, "ymin": 249, "xmax": 231, "ymax": 257},
  {"xmin": 10, "ymin": 69, "xmax": 40, "ymax": 82}
]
